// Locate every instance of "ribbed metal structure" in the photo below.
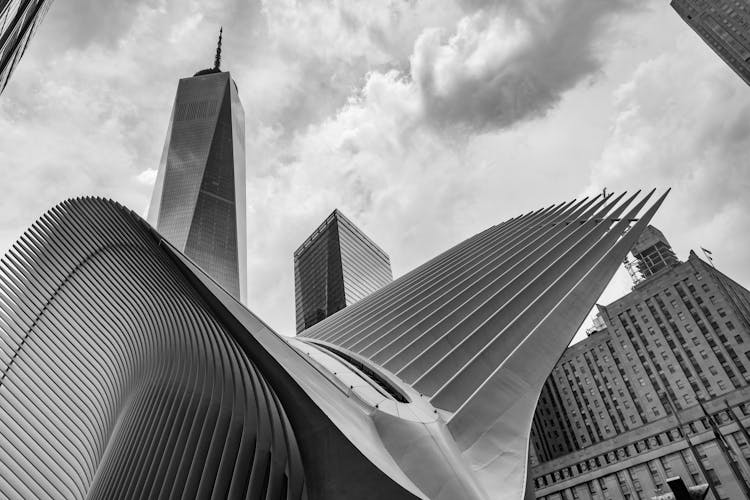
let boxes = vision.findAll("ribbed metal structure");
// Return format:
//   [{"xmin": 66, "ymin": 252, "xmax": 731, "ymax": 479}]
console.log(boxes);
[
  {"xmin": 300, "ymin": 189, "xmax": 669, "ymax": 498},
  {"xmin": 0, "ymin": 198, "xmax": 305, "ymax": 499},
  {"xmin": 0, "ymin": 190, "xmax": 668, "ymax": 500}
]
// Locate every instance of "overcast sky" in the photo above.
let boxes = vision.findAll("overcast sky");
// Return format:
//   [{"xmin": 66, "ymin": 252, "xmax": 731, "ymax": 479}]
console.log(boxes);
[{"xmin": 1, "ymin": 0, "xmax": 749, "ymax": 340}]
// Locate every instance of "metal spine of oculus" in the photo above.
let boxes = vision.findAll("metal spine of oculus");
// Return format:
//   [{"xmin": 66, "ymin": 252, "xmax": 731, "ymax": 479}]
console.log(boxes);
[{"xmin": 0, "ymin": 190, "xmax": 668, "ymax": 499}]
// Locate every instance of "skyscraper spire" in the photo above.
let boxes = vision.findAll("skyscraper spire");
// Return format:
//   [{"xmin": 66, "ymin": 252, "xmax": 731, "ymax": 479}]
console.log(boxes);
[{"xmin": 214, "ymin": 27, "xmax": 222, "ymax": 71}]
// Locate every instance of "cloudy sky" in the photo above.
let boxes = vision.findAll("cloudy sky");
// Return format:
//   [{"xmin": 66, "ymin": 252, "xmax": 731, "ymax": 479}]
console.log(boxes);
[{"xmin": 1, "ymin": 0, "xmax": 749, "ymax": 339}]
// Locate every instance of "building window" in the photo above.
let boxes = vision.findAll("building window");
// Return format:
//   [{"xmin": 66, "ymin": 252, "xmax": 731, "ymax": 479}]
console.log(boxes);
[
  {"xmin": 668, "ymin": 364, "xmax": 676, "ymax": 373},
  {"xmin": 630, "ymin": 415, "xmax": 637, "ymax": 424},
  {"xmin": 735, "ymin": 335, "xmax": 743, "ymax": 344},
  {"xmin": 706, "ymin": 469, "xmax": 720, "ymax": 485},
  {"xmin": 639, "ymin": 378, "xmax": 646, "ymax": 386},
  {"xmin": 709, "ymin": 366, "xmax": 718, "ymax": 375},
  {"xmin": 727, "ymin": 321, "xmax": 736, "ymax": 331},
  {"xmin": 717, "ymin": 308, "xmax": 727, "ymax": 318},
  {"xmin": 700, "ymin": 350, "xmax": 708, "ymax": 359},
  {"xmin": 709, "ymin": 296, "xmax": 717, "ymax": 304},
  {"xmin": 695, "ymin": 272, "xmax": 703, "ymax": 281},
  {"xmin": 653, "ymin": 407, "xmax": 660, "ymax": 416},
  {"xmin": 692, "ymin": 337, "xmax": 700, "ymax": 346},
  {"xmin": 646, "ymin": 393, "xmax": 654, "ymax": 401},
  {"xmin": 678, "ymin": 312, "xmax": 686, "ymax": 321},
  {"xmin": 718, "ymin": 381, "xmax": 726, "ymax": 390}
]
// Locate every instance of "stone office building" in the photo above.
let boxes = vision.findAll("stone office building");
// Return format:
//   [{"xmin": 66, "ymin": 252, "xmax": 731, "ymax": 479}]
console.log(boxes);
[{"xmin": 531, "ymin": 227, "xmax": 750, "ymax": 499}]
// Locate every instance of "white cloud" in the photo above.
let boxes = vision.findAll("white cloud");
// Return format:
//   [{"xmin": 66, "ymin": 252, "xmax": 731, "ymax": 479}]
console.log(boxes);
[
  {"xmin": 137, "ymin": 168, "xmax": 158, "ymax": 185},
  {"xmin": 2, "ymin": 0, "xmax": 748, "ymax": 339},
  {"xmin": 589, "ymin": 32, "xmax": 750, "ymax": 289}
]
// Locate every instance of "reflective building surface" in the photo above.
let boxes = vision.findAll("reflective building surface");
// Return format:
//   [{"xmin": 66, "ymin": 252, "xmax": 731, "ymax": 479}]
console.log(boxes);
[
  {"xmin": 0, "ymin": 190, "xmax": 666, "ymax": 499},
  {"xmin": 0, "ymin": 0, "xmax": 53, "ymax": 94},
  {"xmin": 672, "ymin": 0, "xmax": 750, "ymax": 86},
  {"xmin": 530, "ymin": 229, "xmax": 750, "ymax": 499},
  {"xmin": 147, "ymin": 50, "xmax": 247, "ymax": 302},
  {"xmin": 294, "ymin": 209, "xmax": 393, "ymax": 333}
]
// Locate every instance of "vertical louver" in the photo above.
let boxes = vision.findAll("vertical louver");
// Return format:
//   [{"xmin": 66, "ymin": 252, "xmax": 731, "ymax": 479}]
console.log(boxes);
[{"xmin": 0, "ymin": 198, "xmax": 305, "ymax": 499}]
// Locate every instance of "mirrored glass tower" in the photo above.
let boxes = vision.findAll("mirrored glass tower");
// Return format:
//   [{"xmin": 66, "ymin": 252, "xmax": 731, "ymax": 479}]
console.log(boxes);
[
  {"xmin": 672, "ymin": 0, "xmax": 750, "ymax": 86},
  {"xmin": 294, "ymin": 209, "xmax": 393, "ymax": 333},
  {"xmin": 148, "ymin": 30, "xmax": 247, "ymax": 302}
]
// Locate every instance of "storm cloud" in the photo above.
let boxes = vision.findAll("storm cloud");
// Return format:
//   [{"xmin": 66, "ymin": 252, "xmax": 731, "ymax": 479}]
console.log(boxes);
[{"xmin": 0, "ymin": 1, "xmax": 745, "ymax": 337}]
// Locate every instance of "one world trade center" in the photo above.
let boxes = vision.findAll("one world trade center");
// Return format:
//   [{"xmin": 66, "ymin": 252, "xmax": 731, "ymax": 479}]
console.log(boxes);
[{"xmin": 147, "ymin": 29, "xmax": 247, "ymax": 302}]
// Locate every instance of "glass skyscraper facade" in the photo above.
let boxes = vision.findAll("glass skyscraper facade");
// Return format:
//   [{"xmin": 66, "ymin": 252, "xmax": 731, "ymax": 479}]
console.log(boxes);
[
  {"xmin": 0, "ymin": 0, "xmax": 53, "ymax": 94},
  {"xmin": 147, "ymin": 68, "xmax": 247, "ymax": 303},
  {"xmin": 294, "ymin": 209, "xmax": 393, "ymax": 333},
  {"xmin": 672, "ymin": 0, "xmax": 750, "ymax": 86}
]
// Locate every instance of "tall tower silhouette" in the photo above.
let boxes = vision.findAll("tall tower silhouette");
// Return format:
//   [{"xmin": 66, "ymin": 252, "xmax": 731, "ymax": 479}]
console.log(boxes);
[{"xmin": 148, "ymin": 29, "xmax": 247, "ymax": 302}]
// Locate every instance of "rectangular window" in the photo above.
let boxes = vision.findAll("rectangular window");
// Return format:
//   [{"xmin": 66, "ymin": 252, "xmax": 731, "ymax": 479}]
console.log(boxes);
[
  {"xmin": 706, "ymin": 469, "xmax": 720, "ymax": 485},
  {"xmin": 736, "ymin": 335, "xmax": 744, "ymax": 344},
  {"xmin": 727, "ymin": 321, "xmax": 736, "ymax": 331}
]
